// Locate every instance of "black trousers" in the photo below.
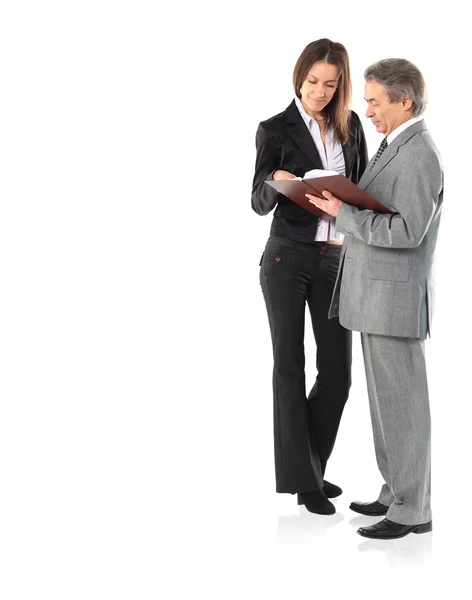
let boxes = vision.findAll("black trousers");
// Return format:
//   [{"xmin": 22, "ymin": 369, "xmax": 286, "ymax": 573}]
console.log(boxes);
[{"xmin": 259, "ymin": 236, "xmax": 352, "ymax": 494}]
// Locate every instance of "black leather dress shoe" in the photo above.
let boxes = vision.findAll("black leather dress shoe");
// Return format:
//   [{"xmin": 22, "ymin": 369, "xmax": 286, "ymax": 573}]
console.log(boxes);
[
  {"xmin": 349, "ymin": 500, "xmax": 388, "ymax": 516},
  {"xmin": 357, "ymin": 518, "xmax": 432, "ymax": 539},
  {"xmin": 300, "ymin": 490, "xmax": 335, "ymax": 515},
  {"xmin": 323, "ymin": 480, "xmax": 342, "ymax": 498}
]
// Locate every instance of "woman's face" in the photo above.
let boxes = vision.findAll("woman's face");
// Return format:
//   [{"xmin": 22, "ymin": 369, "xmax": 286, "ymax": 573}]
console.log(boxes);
[{"xmin": 299, "ymin": 61, "xmax": 340, "ymax": 115}]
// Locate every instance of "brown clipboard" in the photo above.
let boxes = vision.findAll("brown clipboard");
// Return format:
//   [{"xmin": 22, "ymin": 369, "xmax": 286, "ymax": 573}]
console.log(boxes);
[{"xmin": 265, "ymin": 174, "xmax": 390, "ymax": 217}]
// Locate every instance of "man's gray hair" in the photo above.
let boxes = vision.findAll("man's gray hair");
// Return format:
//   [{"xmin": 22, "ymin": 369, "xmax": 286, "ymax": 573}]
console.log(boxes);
[{"xmin": 364, "ymin": 58, "xmax": 427, "ymax": 117}]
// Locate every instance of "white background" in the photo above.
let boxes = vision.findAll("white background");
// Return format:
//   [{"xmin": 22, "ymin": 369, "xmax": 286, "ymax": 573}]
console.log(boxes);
[{"xmin": 0, "ymin": 1, "xmax": 469, "ymax": 598}]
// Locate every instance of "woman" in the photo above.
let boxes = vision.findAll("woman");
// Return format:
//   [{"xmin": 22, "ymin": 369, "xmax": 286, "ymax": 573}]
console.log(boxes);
[{"xmin": 252, "ymin": 39, "xmax": 368, "ymax": 514}]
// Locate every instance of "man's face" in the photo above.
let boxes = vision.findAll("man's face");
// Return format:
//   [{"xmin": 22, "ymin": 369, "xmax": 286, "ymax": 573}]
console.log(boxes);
[{"xmin": 364, "ymin": 80, "xmax": 411, "ymax": 136}]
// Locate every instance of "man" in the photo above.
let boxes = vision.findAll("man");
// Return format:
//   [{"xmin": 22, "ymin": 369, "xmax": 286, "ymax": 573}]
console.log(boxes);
[{"xmin": 306, "ymin": 58, "xmax": 443, "ymax": 539}]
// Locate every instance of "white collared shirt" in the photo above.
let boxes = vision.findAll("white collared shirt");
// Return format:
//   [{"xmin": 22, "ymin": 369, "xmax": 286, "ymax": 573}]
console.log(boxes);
[
  {"xmin": 295, "ymin": 97, "xmax": 345, "ymax": 242},
  {"xmin": 386, "ymin": 116, "xmax": 424, "ymax": 145}
]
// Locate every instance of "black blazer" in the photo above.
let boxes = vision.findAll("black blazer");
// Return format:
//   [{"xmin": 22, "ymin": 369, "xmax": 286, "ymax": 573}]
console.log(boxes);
[{"xmin": 251, "ymin": 99, "xmax": 368, "ymax": 243}]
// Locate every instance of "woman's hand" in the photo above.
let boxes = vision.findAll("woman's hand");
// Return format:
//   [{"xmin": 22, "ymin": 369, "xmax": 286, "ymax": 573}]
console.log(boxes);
[{"xmin": 273, "ymin": 170, "xmax": 296, "ymax": 181}]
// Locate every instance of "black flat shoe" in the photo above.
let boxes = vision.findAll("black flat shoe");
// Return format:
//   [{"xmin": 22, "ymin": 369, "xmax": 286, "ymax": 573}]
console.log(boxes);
[
  {"xmin": 349, "ymin": 500, "xmax": 388, "ymax": 516},
  {"xmin": 323, "ymin": 480, "xmax": 342, "ymax": 498},
  {"xmin": 300, "ymin": 490, "xmax": 336, "ymax": 515},
  {"xmin": 357, "ymin": 518, "xmax": 432, "ymax": 539}
]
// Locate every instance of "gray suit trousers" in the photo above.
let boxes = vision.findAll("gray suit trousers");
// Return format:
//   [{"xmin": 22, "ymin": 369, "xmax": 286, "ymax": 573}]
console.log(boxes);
[{"xmin": 361, "ymin": 333, "xmax": 432, "ymax": 525}]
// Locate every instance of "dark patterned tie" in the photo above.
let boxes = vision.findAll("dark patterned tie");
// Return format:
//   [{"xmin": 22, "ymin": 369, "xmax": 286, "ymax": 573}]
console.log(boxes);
[{"xmin": 370, "ymin": 137, "xmax": 388, "ymax": 170}]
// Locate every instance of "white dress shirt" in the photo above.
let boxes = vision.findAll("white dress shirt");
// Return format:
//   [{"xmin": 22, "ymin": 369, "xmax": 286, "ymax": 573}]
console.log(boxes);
[{"xmin": 295, "ymin": 97, "xmax": 345, "ymax": 242}]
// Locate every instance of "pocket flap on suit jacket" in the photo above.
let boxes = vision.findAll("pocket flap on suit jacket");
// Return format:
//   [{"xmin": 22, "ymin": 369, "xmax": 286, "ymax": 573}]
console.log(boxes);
[{"xmin": 367, "ymin": 260, "xmax": 410, "ymax": 282}]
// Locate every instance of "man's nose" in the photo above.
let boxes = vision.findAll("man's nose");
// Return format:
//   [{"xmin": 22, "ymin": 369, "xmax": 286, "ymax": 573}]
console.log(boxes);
[{"xmin": 365, "ymin": 105, "xmax": 374, "ymax": 118}]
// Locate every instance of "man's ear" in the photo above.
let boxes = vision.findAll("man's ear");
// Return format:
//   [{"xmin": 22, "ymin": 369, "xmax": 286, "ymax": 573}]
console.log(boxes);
[{"xmin": 402, "ymin": 94, "xmax": 413, "ymax": 112}]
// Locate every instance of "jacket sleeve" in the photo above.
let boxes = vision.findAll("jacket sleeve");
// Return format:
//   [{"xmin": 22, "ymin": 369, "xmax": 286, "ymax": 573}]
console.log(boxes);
[
  {"xmin": 251, "ymin": 122, "xmax": 281, "ymax": 216},
  {"xmin": 336, "ymin": 148, "xmax": 443, "ymax": 248}
]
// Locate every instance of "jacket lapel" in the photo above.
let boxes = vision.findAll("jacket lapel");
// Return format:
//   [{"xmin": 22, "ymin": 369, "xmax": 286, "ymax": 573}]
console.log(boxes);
[
  {"xmin": 285, "ymin": 100, "xmax": 324, "ymax": 168},
  {"xmin": 342, "ymin": 136, "xmax": 356, "ymax": 180},
  {"xmin": 359, "ymin": 121, "xmax": 428, "ymax": 190}
]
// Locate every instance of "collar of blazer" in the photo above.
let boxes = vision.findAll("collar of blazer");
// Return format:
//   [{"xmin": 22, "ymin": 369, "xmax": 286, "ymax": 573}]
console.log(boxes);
[
  {"xmin": 360, "ymin": 120, "xmax": 428, "ymax": 190},
  {"xmin": 284, "ymin": 100, "xmax": 356, "ymax": 178}
]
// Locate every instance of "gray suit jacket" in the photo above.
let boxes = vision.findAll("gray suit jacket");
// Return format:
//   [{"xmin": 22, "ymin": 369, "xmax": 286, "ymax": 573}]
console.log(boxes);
[{"xmin": 329, "ymin": 120, "xmax": 443, "ymax": 339}]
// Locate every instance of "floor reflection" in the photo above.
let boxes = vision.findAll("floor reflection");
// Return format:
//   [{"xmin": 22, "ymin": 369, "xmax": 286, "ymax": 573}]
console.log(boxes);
[
  {"xmin": 276, "ymin": 506, "xmax": 344, "ymax": 559},
  {"xmin": 349, "ymin": 515, "xmax": 433, "ymax": 568}
]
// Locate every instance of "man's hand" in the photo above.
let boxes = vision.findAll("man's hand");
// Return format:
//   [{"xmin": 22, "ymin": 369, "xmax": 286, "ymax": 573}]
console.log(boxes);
[
  {"xmin": 306, "ymin": 190, "xmax": 343, "ymax": 217},
  {"xmin": 273, "ymin": 170, "xmax": 296, "ymax": 181}
]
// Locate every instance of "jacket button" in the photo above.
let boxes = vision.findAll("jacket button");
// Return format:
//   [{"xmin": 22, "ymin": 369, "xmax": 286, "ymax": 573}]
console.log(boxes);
[{"xmin": 275, "ymin": 256, "xmax": 281, "ymax": 262}]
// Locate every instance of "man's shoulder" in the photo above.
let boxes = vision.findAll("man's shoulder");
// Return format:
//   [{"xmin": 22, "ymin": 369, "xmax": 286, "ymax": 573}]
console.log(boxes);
[
  {"xmin": 403, "ymin": 127, "xmax": 442, "ymax": 168},
  {"xmin": 417, "ymin": 129, "xmax": 441, "ymax": 154}
]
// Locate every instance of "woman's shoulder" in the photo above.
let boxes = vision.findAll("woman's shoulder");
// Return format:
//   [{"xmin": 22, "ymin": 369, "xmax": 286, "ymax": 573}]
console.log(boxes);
[
  {"xmin": 347, "ymin": 109, "xmax": 361, "ymax": 128},
  {"xmin": 258, "ymin": 102, "xmax": 294, "ymax": 133},
  {"xmin": 344, "ymin": 110, "xmax": 365, "ymax": 141}
]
